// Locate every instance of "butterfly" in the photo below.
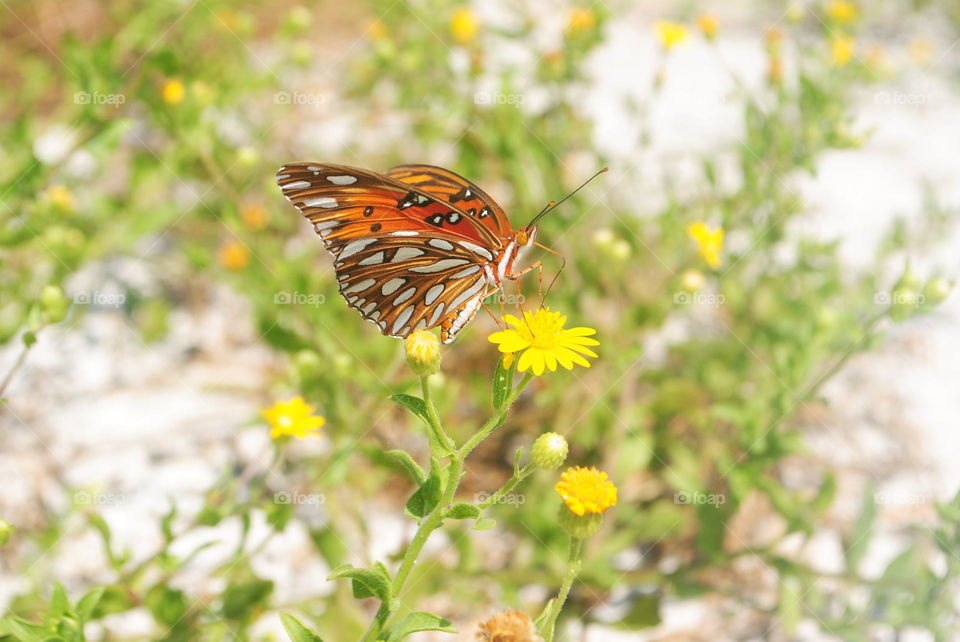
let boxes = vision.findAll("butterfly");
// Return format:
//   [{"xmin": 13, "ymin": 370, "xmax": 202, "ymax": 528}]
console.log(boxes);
[{"xmin": 276, "ymin": 163, "xmax": 545, "ymax": 343}]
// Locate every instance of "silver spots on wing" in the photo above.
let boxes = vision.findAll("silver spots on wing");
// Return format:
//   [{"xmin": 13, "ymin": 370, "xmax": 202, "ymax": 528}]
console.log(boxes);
[
  {"xmin": 448, "ymin": 278, "xmax": 486, "ymax": 312},
  {"xmin": 358, "ymin": 252, "xmax": 385, "ymax": 266},
  {"xmin": 327, "ymin": 175, "xmax": 358, "ymax": 185},
  {"xmin": 392, "ymin": 307, "xmax": 414, "ymax": 334},
  {"xmin": 429, "ymin": 303, "xmax": 446, "ymax": 326},
  {"xmin": 363, "ymin": 301, "xmax": 377, "ymax": 314},
  {"xmin": 381, "ymin": 278, "xmax": 406, "ymax": 295},
  {"xmin": 339, "ymin": 238, "xmax": 377, "ymax": 259},
  {"xmin": 411, "ymin": 259, "xmax": 469, "ymax": 273},
  {"xmin": 282, "ymin": 180, "xmax": 311, "ymax": 190},
  {"xmin": 392, "ymin": 247, "xmax": 424, "ymax": 262},
  {"xmin": 424, "ymin": 284, "xmax": 445, "ymax": 305},
  {"xmin": 446, "ymin": 211, "xmax": 461, "ymax": 224},
  {"xmin": 391, "ymin": 231, "xmax": 419, "ymax": 237},
  {"xmin": 393, "ymin": 287, "xmax": 417, "ymax": 305},
  {"xmin": 428, "ymin": 239, "xmax": 455, "ymax": 251},
  {"xmin": 343, "ymin": 278, "xmax": 376, "ymax": 294},
  {"xmin": 450, "ymin": 265, "xmax": 481, "ymax": 279},
  {"xmin": 458, "ymin": 241, "xmax": 494, "ymax": 261},
  {"xmin": 303, "ymin": 197, "xmax": 338, "ymax": 208}
]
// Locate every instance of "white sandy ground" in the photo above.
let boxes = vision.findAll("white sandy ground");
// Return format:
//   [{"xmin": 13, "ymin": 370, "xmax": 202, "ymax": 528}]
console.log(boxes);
[{"xmin": 2, "ymin": 11, "xmax": 959, "ymax": 642}]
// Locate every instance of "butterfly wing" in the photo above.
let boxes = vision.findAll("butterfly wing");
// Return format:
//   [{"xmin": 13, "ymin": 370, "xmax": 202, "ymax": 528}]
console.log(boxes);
[
  {"xmin": 387, "ymin": 164, "xmax": 513, "ymax": 238},
  {"xmin": 277, "ymin": 163, "xmax": 502, "ymax": 342}
]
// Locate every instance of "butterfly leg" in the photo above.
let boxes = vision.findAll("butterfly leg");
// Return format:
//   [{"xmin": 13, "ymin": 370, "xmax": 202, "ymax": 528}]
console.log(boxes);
[{"xmin": 506, "ymin": 260, "xmax": 544, "ymax": 312}]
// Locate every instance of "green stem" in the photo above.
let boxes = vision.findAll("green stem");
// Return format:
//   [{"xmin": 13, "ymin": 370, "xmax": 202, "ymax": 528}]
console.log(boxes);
[
  {"xmin": 478, "ymin": 464, "xmax": 534, "ymax": 510},
  {"xmin": 541, "ymin": 537, "xmax": 584, "ymax": 642},
  {"xmin": 458, "ymin": 373, "xmax": 533, "ymax": 460},
  {"xmin": 420, "ymin": 376, "xmax": 456, "ymax": 453}
]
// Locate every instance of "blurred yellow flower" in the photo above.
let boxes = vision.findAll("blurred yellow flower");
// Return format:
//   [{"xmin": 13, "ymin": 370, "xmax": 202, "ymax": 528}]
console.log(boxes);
[
  {"xmin": 826, "ymin": 0, "xmax": 858, "ymax": 23},
  {"xmin": 488, "ymin": 308, "xmax": 598, "ymax": 376},
  {"xmin": 656, "ymin": 21, "xmax": 687, "ymax": 50},
  {"xmin": 555, "ymin": 466, "xmax": 617, "ymax": 516},
  {"xmin": 262, "ymin": 396, "xmax": 325, "ymax": 439},
  {"xmin": 367, "ymin": 19, "xmax": 388, "ymax": 41},
  {"xmin": 45, "ymin": 185, "xmax": 74, "ymax": 212},
  {"xmin": 162, "ymin": 79, "xmax": 185, "ymax": 104},
  {"xmin": 567, "ymin": 7, "xmax": 596, "ymax": 35},
  {"xmin": 696, "ymin": 14, "xmax": 718, "ymax": 40},
  {"xmin": 450, "ymin": 7, "xmax": 478, "ymax": 45},
  {"xmin": 908, "ymin": 37, "xmax": 931, "ymax": 65},
  {"xmin": 241, "ymin": 204, "xmax": 268, "ymax": 230},
  {"xmin": 476, "ymin": 610, "xmax": 538, "ymax": 642},
  {"xmin": 218, "ymin": 240, "xmax": 250, "ymax": 271},
  {"xmin": 830, "ymin": 33, "xmax": 855, "ymax": 66},
  {"xmin": 687, "ymin": 222, "xmax": 724, "ymax": 269}
]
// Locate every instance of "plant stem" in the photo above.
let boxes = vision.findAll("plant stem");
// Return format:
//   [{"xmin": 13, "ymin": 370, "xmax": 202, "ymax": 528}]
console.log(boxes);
[
  {"xmin": 420, "ymin": 376, "xmax": 456, "ymax": 453},
  {"xmin": 541, "ymin": 537, "xmax": 584, "ymax": 642},
  {"xmin": 478, "ymin": 464, "xmax": 533, "ymax": 509},
  {"xmin": 458, "ymin": 373, "xmax": 533, "ymax": 460}
]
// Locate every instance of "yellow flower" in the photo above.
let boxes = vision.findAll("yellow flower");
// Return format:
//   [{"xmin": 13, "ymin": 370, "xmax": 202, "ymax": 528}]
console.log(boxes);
[
  {"xmin": 826, "ymin": 0, "xmax": 857, "ymax": 23},
  {"xmin": 655, "ymin": 21, "xmax": 687, "ymax": 50},
  {"xmin": 240, "ymin": 204, "xmax": 267, "ymax": 231},
  {"xmin": 262, "ymin": 396, "xmax": 325, "ymax": 439},
  {"xmin": 367, "ymin": 19, "xmax": 387, "ymax": 41},
  {"xmin": 696, "ymin": 14, "xmax": 718, "ymax": 40},
  {"xmin": 566, "ymin": 7, "xmax": 596, "ymax": 35},
  {"xmin": 488, "ymin": 308, "xmax": 598, "ymax": 376},
  {"xmin": 476, "ymin": 610, "xmax": 539, "ymax": 642},
  {"xmin": 405, "ymin": 329, "xmax": 441, "ymax": 376},
  {"xmin": 830, "ymin": 33, "xmax": 855, "ymax": 66},
  {"xmin": 555, "ymin": 466, "xmax": 617, "ymax": 516},
  {"xmin": 908, "ymin": 37, "xmax": 931, "ymax": 65},
  {"xmin": 687, "ymin": 222, "xmax": 724, "ymax": 269},
  {"xmin": 450, "ymin": 7, "xmax": 478, "ymax": 45},
  {"xmin": 45, "ymin": 185, "xmax": 74, "ymax": 212},
  {"xmin": 218, "ymin": 240, "xmax": 250, "ymax": 271},
  {"xmin": 162, "ymin": 79, "xmax": 185, "ymax": 104}
]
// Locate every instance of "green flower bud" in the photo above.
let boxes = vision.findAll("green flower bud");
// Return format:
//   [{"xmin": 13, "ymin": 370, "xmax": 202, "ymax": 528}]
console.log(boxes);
[
  {"xmin": 558, "ymin": 505, "xmax": 603, "ymax": 539},
  {"xmin": 405, "ymin": 330, "xmax": 441, "ymax": 377},
  {"xmin": 39, "ymin": 285, "xmax": 69, "ymax": 323},
  {"xmin": 0, "ymin": 519, "xmax": 13, "ymax": 546},
  {"xmin": 889, "ymin": 287, "xmax": 922, "ymax": 322},
  {"xmin": 923, "ymin": 277, "xmax": 953, "ymax": 306},
  {"xmin": 531, "ymin": 432, "xmax": 568, "ymax": 470}
]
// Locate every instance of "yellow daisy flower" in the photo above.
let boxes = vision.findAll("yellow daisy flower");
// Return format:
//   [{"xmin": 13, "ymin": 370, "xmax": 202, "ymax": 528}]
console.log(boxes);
[
  {"xmin": 262, "ymin": 396, "xmax": 325, "ymax": 439},
  {"xmin": 696, "ymin": 14, "xmax": 718, "ymax": 40},
  {"xmin": 218, "ymin": 240, "xmax": 250, "ymax": 271},
  {"xmin": 555, "ymin": 466, "xmax": 617, "ymax": 516},
  {"xmin": 566, "ymin": 7, "xmax": 596, "ymax": 35},
  {"xmin": 826, "ymin": 0, "xmax": 857, "ymax": 23},
  {"xmin": 240, "ymin": 204, "xmax": 268, "ymax": 231},
  {"xmin": 687, "ymin": 222, "xmax": 724, "ymax": 269},
  {"xmin": 162, "ymin": 79, "xmax": 185, "ymax": 105},
  {"xmin": 450, "ymin": 7, "xmax": 478, "ymax": 45},
  {"xmin": 488, "ymin": 308, "xmax": 598, "ymax": 376},
  {"xmin": 655, "ymin": 21, "xmax": 687, "ymax": 50},
  {"xmin": 830, "ymin": 33, "xmax": 855, "ymax": 67}
]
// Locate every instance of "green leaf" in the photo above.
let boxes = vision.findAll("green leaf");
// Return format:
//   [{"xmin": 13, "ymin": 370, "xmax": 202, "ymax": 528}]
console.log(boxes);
[
  {"xmin": 386, "ymin": 612, "xmax": 457, "ymax": 641},
  {"xmin": 327, "ymin": 564, "xmax": 390, "ymax": 602},
  {"xmin": 145, "ymin": 584, "xmax": 189, "ymax": 627},
  {"xmin": 445, "ymin": 503, "xmax": 481, "ymax": 519},
  {"xmin": 385, "ymin": 450, "xmax": 427, "ymax": 485},
  {"xmin": 280, "ymin": 612, "xmax": 325, "ymax": 642},
  {"xmin": 1, "ymin": 617, "xmax": 49, "ymax": 642},
  {"xmin": 405, "ymin": 470, "xmax": 441, "ymax": 520},
  {"xmin": 221, "ymin": 580, "xmax": 274, "ymax": 620},
  {"xmin": 50, "ymin": 582, "xmax": 70, "ymax": 619},
  {"xmin": 492, "ymin": 356, "xmax": 514, "ymax": 409},
  {"xmin": 473, "ymin": 517, "xmax": 496, "ymax": 531},
  {"xmin": 76, "ymin": 586, "xmax": 105, "ymax": 621},
  {"xmin": 390, "ymin": 393, "xmax": 430, "ymax": 424}
]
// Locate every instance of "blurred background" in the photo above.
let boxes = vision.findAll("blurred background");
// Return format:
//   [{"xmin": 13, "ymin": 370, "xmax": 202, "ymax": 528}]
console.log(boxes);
[{"xmin": 2, "ymin": 0, "xmax": 960, "ymax": 640}]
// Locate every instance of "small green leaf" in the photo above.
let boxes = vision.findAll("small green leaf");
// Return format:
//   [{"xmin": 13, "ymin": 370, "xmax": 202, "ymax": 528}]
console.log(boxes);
[
  {"xmin": 445, "ymin": 503, "xmax": 481, "ymax": 519},
  {"xmin": 473, "ymin": 517, "xmax": 496, "ymax": 531},
  {"xmin": 221, "ymin": 580, "xmax": 274, "ymax": 620},
  {"xmin": 145, "ymin": 584, "xmax": 189, "ymax": 627},
  {"xmin": 22, "ymin": 331, "xmax": 37, "ymax": 348},
  {"xmin": 405, "ymin": 470, "xmax": 441, "ymax": 519},
  {"xmin": 390, "ymin": 393, "xmax": 430, "ymax": 424},
  {"xmin": 386, "ymin": 611, "xmax": 457, "ymax": 641},
  {"xmin": 50, "ymin": 582, "xmax": 70, "ymax": 619},
  {"xmin": 513, "ymin": 446, "xmax": 525, "ymax": 477},
  {"xmin": 76, "ymin": 586, "xmax": 105, "ymax": 621},
  {"xmin": 492, "ymin": 356, "xmax": 514, "ymax": 409},
  {"xmin": 1, "ymin": 616, "xmax": 50, "ymax": 641},
  {"xmin": 386, "ymin": 450, "xmax": 427, "ymax": 485},
  {"xmin": 280, "ymin": 612, "xmax": 325, "ymax": 642},
  {"xmin": 327, "ymin": 564, "xmax": 390, "ymax": 602}
]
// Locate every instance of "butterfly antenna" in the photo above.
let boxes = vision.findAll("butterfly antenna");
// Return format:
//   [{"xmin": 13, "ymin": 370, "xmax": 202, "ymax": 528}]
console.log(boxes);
[{"xmin": 527, "ymin": 167, "xmax": 608, "ymax": 228}]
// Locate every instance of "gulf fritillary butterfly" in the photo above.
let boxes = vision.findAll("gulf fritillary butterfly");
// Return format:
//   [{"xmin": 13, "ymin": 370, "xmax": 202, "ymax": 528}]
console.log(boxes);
[{"xmin": 276, "ymin": 163, "xmax": 544, "ymax": 343}]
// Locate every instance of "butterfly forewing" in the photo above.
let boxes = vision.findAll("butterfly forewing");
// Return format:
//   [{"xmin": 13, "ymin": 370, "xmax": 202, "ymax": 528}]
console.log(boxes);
[{"xmin": 277, "ymin": 162, "xmax": 511, "ymax": 343}]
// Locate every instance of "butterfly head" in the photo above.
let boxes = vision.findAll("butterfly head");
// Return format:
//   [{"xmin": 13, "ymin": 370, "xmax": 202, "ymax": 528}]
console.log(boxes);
[{"xmin": 516, "ymin": 226, "xmax": 538, "ymax": 247}]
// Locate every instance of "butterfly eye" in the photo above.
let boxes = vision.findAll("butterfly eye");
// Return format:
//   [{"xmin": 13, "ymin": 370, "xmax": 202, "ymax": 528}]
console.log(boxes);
[{"xmin": 517, "ymin": 230, "xmax": 528, "ymax": 245}]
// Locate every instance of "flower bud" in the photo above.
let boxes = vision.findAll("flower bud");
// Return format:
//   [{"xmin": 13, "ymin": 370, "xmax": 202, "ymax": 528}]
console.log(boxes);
[
  {"xmin": 0, "ymin": 519, "xmax": 13, "ymax": 546},
  {"xmin": 40, "ymin": 285, "xmax": 69, "ymax": 323},
  {"xmin": 405, "ymin": 330, "xmax": 441, "ymax": 376},
  {"xmin": 680, "ymin": 269, "xmax": 705, "ymax": 293},
  {"xmin": 889, "ymin": 287, "xmax": 922, "ymax": 322},
  {"xmin": 531, "ymin": 432, "xmax": 568, "ymax": 470},
  {"xmin": 923, "ymin": 277, "xmax": 953, "ymax": 306},
  {"xmin": 558, "ymin": 505, "xmax": 603, "ymax": 539}
]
